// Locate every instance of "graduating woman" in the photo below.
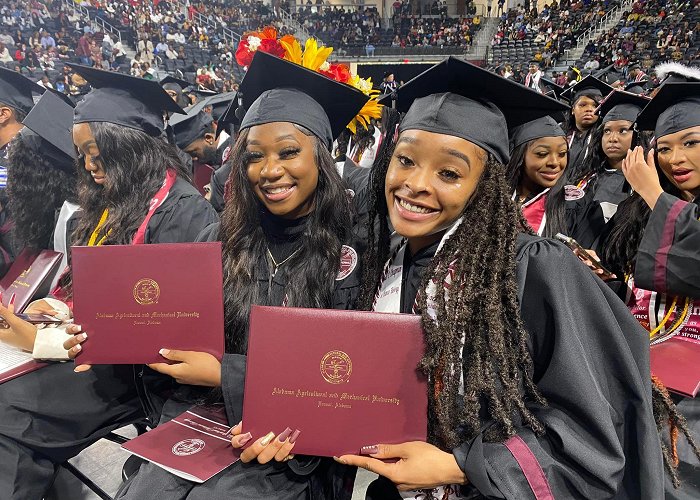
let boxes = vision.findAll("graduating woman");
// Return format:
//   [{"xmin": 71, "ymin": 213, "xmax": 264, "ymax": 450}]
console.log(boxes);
[
  {"xmin": 336, "ymin": 57, "xmax": 664, "ymax": 499},
  {"xmin": 560, "ymin": 76, "xmax": 612, "ymax": 173},
  {"xmin": 6, "ymin": 90, "xmax": 78, "ymax": 289},
  {"xmin": 99, "ymin": 50, "xmax": 370, "ymax": 499},
  {"xmin": 505, "ymin": 115, "xmax": 568, "ymax": 236},
  {"xmin": 599, "ymin": 81, "xmax": 700, "ymax": 498},
  {"xmin": 566, "ymin": 90, "xmax": 652, "ymax": 248},
  {"xmin": 0, "ymin": 65, "xmax": 218, "ymax": 498}
]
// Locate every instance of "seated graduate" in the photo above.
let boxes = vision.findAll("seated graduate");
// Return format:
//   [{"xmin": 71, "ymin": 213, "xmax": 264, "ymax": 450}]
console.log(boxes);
[
  {"xmin": 566, "ymin": 90, "xmax": 652, "ymax": 248},
  {"xmin": 505, "ymin": 115, "xmax": 569, "ymax": 236},
  {"xmin": 0, "ymin": 65, "xmax": 218, "ymax": 499},
  {"xmin": 336, "ymin": 57, "xmax": 664, "ymax": 500},
  {"xmin": 98, "ymin": 49, "xmax": 370, "ymax": 500},
  {"xmin": 170, "ymin": 101, "xmax": 221, "ymax": 196},
  {"xmin": 0, "ymin": 68, "xmax": 46, "ymax": 277},
  {"xmin": 207, "ymin": 97, "xmax": 240, "ymax": 212},
  {"xmin": 6, "ymin": 90, "xmax": 78, "ymax": 291},
  {"xmin": 598, "ymin": 81, "xmax": 700, "ymax": 497},
  {"xmin": 160, "ymin": 75, "xmax": 193, "ymax": 109}
]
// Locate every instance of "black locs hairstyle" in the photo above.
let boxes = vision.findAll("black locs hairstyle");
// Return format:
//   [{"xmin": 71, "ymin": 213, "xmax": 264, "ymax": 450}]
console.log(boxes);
[
  {"xmin": 6, "ymin": 133, "xmax": 77, "ymax": 250},
  {"xmin": 218, "ymin": 125, "xmax": 352, "ymax": 355},
  {"xmin": 359, "ymin": 134, "xmax": 546, "ymax": 448}
]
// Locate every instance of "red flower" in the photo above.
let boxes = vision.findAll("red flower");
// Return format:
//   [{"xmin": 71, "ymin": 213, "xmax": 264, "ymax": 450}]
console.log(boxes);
[
  {"xmin": 319, "ymin": 63, "xmax": 351, "ymax": 84},
  {"xmin": 235, "ymin": 27, "xmax": 285, "ymax": 67}
]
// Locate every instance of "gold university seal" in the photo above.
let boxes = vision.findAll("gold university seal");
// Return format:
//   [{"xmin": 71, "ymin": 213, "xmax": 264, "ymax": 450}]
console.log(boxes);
[
  {"xmin": 320, "ymin": 350, "xmax": 352, "ymax": 384},
  {"xmin": 133, "ymin": 278, "xmax": 160, "ymax": 305}
]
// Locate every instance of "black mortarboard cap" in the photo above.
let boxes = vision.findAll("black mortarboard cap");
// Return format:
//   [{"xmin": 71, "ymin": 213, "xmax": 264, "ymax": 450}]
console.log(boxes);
[
  {"xmin": 215, "ymin": 94, "xmax": 241, "ymax": 139},
  {"xmin": 200, "ymin": 91, "xmax": 237, "ymax": 122},
  {"xmin": 0, "ymin": 67, "xmax": 45, "ymax": 115},
  {"xmin": 20, "ymin": 90, "xmax": 76, "ymax": 170},
  {"xmin": 625, "ymin": 80, "xmax": 648, "ymax": 94},
  {"xmin": 69, "ymin": 64, "xmax": 185, "ymax": 137},
  {"xmin": 561, "ymin": 75, "xmax": 613, "ymax": 104},
  {"xmin": 540, "ymin": 78, "xmax": 565, "ymax": 99},
  {"xmin": 169, "ymin": 101, "xmax": 214, "ymax": 150},
  {"xmin": 160, "ymin": 75, "xmax": 191, "ymax": 90},
  {"xmin": 379, "ymin": 57, "xmax": 567, "ymax": 164},
  {"xmin": 239, "ymin": 51, "xmax": 369, "ymax": 149},
  {"xmin": 636, "ymin": 82, "xmax": 700, "ymax": 139},
  {"xmin": 509, "ymin": 116, "xmax": 566, "ymax": 153},
  {"xmin": 188, "ymin": 88, "xmax": 218, "ymax": 103},
  {"xmin": 596, "ymin": 90, "xmax": 650, "ymax": 124}
]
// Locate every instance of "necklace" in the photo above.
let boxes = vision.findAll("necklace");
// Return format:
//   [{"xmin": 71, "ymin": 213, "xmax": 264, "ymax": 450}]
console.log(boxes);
[{"xmin": 266, "ymin": 247, "xmax": 302, "ymax": 280}]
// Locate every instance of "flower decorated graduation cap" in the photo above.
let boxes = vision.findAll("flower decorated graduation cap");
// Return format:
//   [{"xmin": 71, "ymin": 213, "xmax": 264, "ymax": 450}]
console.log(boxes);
[
  {"xmin": 560, "ymin": 75, "xmax": 613, "ymax": 104},
  {"xmin": 0, "ymin": 67, "xmax": 45, "ymax": 115},
  {"xmin": 596, "ymin": 89, "xmax": 650, "ymax": 124},
  {"xmin": 380, "ymin": 56, "xmax": 568, "ymax": 164},
  {"xmin": 238, "ymin": 50, "xmax": 369, "ymax": 149},
  {"xmin": 236, "ymin": 27, "xmax": 381, "ymax": 143},
  {"xmin": 20, "ymin": 89, "xmax": 76, "ymax": 171},
  {"xmin": 69, "ymin": 64, "xmax": 185, "ymax": 137},
  {"xmin": 636, "ymin": 82, "xmax": 700, "ymax": 139}
]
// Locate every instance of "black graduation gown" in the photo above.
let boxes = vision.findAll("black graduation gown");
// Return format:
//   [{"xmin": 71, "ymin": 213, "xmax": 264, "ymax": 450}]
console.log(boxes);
[
  {"xmin": 118, "ymin": 214, "xmax": 362, "ymax": 500},
  {"xmin": 0, "ymin": 177, "xmax": 218, "ymax": 499},
  {"xmin": 632, "ymin": 192, "xmax": 700, "ymax": 499},
  {"xmin": 567, "ymin": 128, "xmax": 595, "ymax": 174},
  {"xmin": 369, "ymin": 234, "xmax": 663, "ymax": 500},
  {"xmin": 570, "ymin": 168, "xmax": 632, "ymax": 249},
  {"xmin": 209, "ymin": 161, "xmax": 231, "ymax": 213},
  {"xmin": 634, "ymin": 193, "xmax": 700, "ymax": 300}
]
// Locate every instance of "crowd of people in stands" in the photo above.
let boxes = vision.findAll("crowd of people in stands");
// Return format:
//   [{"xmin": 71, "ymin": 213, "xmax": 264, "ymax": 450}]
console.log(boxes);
[{"xmin": 578, "ymin": 0, "xmax": 698, "ymax": 75}]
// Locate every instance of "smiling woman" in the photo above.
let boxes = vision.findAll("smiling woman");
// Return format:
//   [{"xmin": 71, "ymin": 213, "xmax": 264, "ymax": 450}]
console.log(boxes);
[{"xmin": 347, "ymin": 57, "xmax": 664, "ymax": 500}]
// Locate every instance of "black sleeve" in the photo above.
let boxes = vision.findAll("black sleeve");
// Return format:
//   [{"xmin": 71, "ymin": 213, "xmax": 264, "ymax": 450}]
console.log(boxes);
[
  {"xmin": 146, "ymin": 192, "xmax": 220, "ymax": 244},
  {"xmin": 210, "ymin": 163, "xmax": 231, "ymax": 213},
  {"xmin": 453, "ymin": 238, "xmax": 664, "ymax": 499},
  {"xmin": 634, "ymin": 192, "xmax": 700, "ymax": 299}
]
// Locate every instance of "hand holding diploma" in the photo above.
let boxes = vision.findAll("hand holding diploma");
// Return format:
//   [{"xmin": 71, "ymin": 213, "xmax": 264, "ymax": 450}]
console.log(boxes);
[
  {"xmin": 230, "ymin": 421, "xmax": 299, "ymax": 464},
  {"xmin": 63, "ymin": 325, "xmax": 91, "ymax": 372},
  {"xmin": 148, "ymin": 349, "xmax": 222, "ymax": 387},
  {"xmin": 335, "ymin": 441, "xmax": 468, "ymax": 491}
]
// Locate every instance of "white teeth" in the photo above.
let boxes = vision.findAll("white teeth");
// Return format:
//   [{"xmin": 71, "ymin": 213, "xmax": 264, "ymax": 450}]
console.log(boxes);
[
  {"xmin": 398, "ymin": 198, "xmax": 433, "ymax": 214},
  {"xmin": 266, "ymin": 186, "xmax": 291, "ymax": 194}
]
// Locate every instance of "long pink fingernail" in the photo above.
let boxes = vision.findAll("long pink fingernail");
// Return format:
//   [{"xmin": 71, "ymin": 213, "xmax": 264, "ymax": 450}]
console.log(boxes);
[
  {"xmin": 277, "ymin": 427, "xmax": 292, "ymax": 443},
  {"xmin": 361, "ymin": 445, "xmax": 379, "ymax": 455},
  {"xmin": 9, "ymin": 293, "xmax": 16, "ymax": 307},
  {"xmin": 238, "ymin": 432, "xmax": 252, "ymax": 446},
  {"xmin": 288, "ymin": 429, "xmax": 301, "ymax": 444}
]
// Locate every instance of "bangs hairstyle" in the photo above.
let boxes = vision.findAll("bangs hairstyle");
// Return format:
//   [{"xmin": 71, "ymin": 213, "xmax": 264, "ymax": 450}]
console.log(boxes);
[
  {"xmin": 359, "ymin": 130, "xmax": 546, "ymax": 448},
  {"xmin": 218, "ymin": 124, "xmax": 352, "ymax": 355},
  {"xmin": 6, "ymin": 133, "xmax": 78, "ymax": 250}
]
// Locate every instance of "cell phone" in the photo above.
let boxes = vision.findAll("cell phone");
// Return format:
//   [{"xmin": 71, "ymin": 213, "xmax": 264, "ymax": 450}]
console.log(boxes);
[
  {"xmin": 555, "ymin": 233, "xmax": 614, "ymax": 275},
  {"xmin": 0, "ymin": 313, "xmax": 62, "ymax": 330}
]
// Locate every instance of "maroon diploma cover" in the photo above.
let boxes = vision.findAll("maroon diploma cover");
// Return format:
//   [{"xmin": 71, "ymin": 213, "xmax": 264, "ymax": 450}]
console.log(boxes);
[
  {"xmin": 0, "ymin": 249, "xmax": 63, "ymax": 313},
  {"xmin": 651, "ymin": 339, "xmax": 700, "ymax": 398},
  {"xmin": 242, "ymin": 306, "xmax": 428, "ymax": 457},
  {"xmin": 122, "ymin": 406, "xmax": 240, "ymax": 483},
  {"xmin": 72, "ymin": 243, "xmax": 224, "ymax": 364}
]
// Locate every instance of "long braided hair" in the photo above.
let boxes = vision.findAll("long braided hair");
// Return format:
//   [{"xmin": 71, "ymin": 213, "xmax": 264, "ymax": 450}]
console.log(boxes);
[{"xmin": 359, "ymin": 133, "xmax": 546, "ymax": 448}]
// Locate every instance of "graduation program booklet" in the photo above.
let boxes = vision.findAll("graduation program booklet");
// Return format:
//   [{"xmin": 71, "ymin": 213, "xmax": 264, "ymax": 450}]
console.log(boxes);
[
  {"xmin": 0, "ymin": 343, "xmax": 47, "ymax": 384},
  {"xmin": 72, "ymin": 242, "xmax": 225, "ymax": 364},
  {"xmin": 242, "ymin": 306, "xmax": 428, "ymax": 457},
  {"xmin": 122, "ymin": 406, "xmax": 240, "ymax": 483}
]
